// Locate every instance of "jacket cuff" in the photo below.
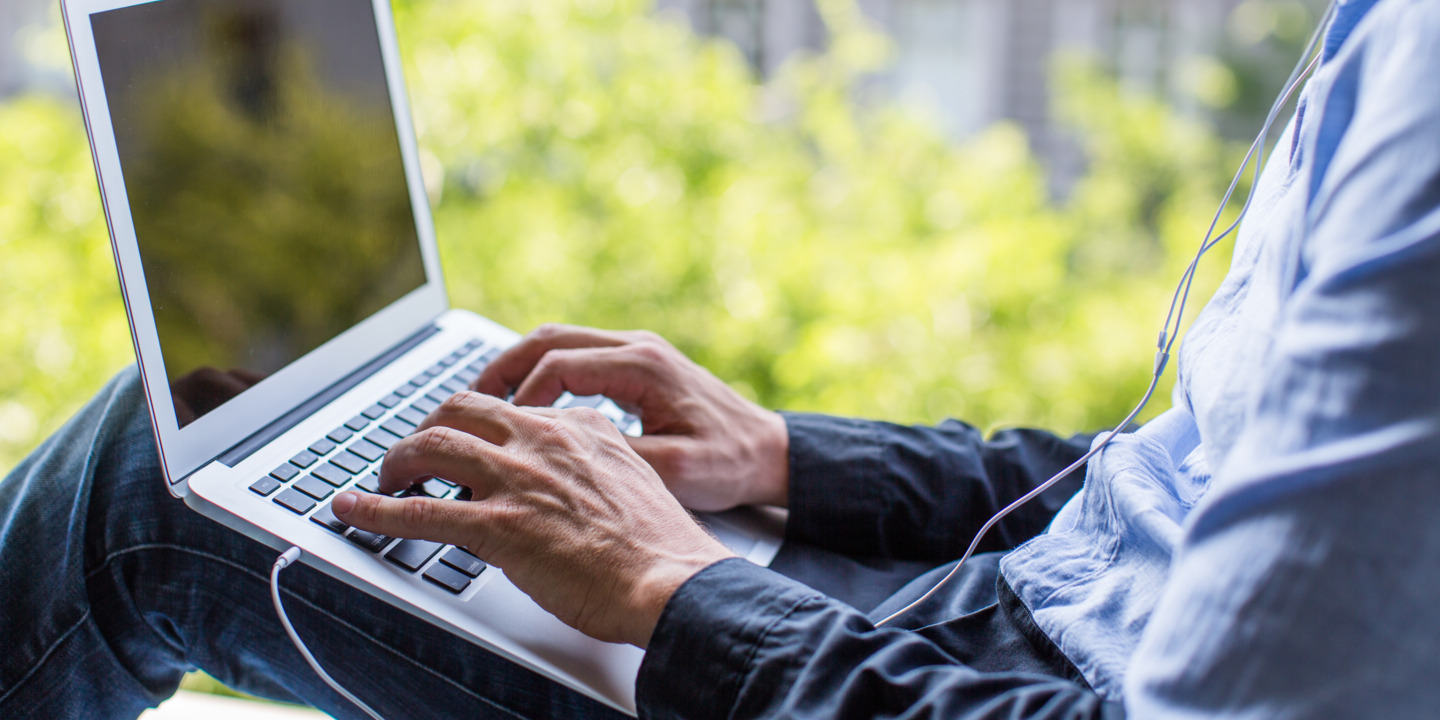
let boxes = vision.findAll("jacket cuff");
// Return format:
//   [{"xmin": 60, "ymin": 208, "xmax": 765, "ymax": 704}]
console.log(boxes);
[{"xmin": 636, "ymin": 557, "xmax": 819, "ymax": 720}]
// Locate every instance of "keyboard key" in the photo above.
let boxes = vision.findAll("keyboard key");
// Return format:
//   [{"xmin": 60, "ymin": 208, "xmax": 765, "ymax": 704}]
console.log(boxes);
[
  {"xmin": 270, "ymin": 464, "xmax": 300, "ymax": 482},
  {"xmin": 355, "ymin": 472, "xmax": 382, "ymax": 493},
  {"xmin": 331, "ymin": 451, "xmax": 369, "ymax": 475},
  {"xmin": 462, "ymin": 339, "xmax": 483, "ymax": 352},
  {"xmin": 384, "ymin": 539, "xmax": 443, "ymax": 572},
  {"xmin": 440, "ymin": 378, "xmax": 467, "ymax": 394},
  {"xmin": 411, "ymin": 396, "xmax": 440, "ymax": 414},
  {"xmin": 383, "ymin": 418, "xmax": 415, "ymax": 437},
  {"xmin": 313, "ymin": 463, "xmax": 351, "ymax": 486},
  {"xmin": 467, "ymin": 359, "xmax": 488, "ymax": 374},
  {"xmin": 344, "ymin": 414, "xmax": 371, "ymax": 432},
  {"xmin": 327, "ymin": 427, "xmax": 355, "ymax": 444},
  {"xmin": 295, "ymin": 475, "xmax": 335, "ymax": 500},
  {"xmin": 249, "ymin": 476, "xmax": 282, "ymax": 496},
  {"xmin": 438, "ymin": 354, "xmax": 460, "ymax": 367},
  {"xmin": 308, "ymin": 438, "xmax": 337, "ymax": 456},
  {"xmin": 348, "ymin": 439, "xmax": 386, "ymax": 463},
  {"xmin": 397, "ymin": 407, "xmax": 428, "ymax": 426},
  {"xmin": 427, "ymin": 362, "xmax": 448, "ymax": 377},
  {"xmin": 409, "ymin": 373, "xmax": 432, "ymax": 387},
  {"xmin": 274, "ymin": 488, "xmax": 316, "ymax": 515},
  {"xmin": 290, "ymin": 451, "xmax": 318, "ymax": 469},
  {"xmin": 425, "ymin": 389, "xmax": 451, "ymax": 405},
  {"xmin": 439, "ymin": 547, "xmax": 487, "ymax": 577},
  {"xmin": 346, "ymin": 528, "xmax": 391, "ymax": 552},
  {"xmin": 420, "ymin": 479, "xmax": 451, "ymax": 498},
  {"xmin": 378, "ymin": 393, "xmax": 404, "ymax": 409},
  {"xmin": 362, "ymin": 403, "xmax": 387, "ymax": 420},
  {"xmin": 309, "ymin": 503, "xmax": 349, "ymax": 534},
  {"xmin": 454, "ymin": 367, "xmax": 480, "ymax": 383},
  {"xmin": 395, "ymin": 382, "xmax": 420, "ymax": 397},
  {"xmin": 365, "ymin": 430, "xmax": 399, "ymax": 450},
  {"xmin": 423, "ymin": 563, "xmax": 472, "ymax": 594}
]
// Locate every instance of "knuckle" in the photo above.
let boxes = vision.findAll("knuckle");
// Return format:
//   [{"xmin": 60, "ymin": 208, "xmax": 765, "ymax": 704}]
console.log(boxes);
[
  {"xmin": 532, "ymin": 351, "xmax": 565, "ymax": 378},
  {"xmin": 413, "ymin": 425, "xmax": 459, "ymax": 458},
  {"xmin": 400, "ymin": 497, "xmax": 433, "ymax": 528},
  {"xmin": 531, "ymin": 323, "xmax": 566, "ymax": 343},
  {"xmin": 629, "ymin": 340, "xmax": 669, "ymax": 365},
  {"xmin": 634, "ymin": 330, "xmax": 667, "ymax": 347},
  {"xmin": 439, "ymin": 390, "xmax": 483, "ymax": 416},
  {"xmin": 566, "ymin": 406, "xmax": 610, "ymax": 429}
]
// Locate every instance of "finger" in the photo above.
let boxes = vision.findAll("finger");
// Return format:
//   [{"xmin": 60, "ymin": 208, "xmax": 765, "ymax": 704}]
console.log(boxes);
[
  {"xmin": 378, "ymin": 424, "xmax": 510, "ymax": 495},
  {"xmin": 331, "ymin": 490, "xmax": 483, "ymax": 548},
  {"xmin": 414, "ymin": 391, "xmax": 523, "ymax": 446},
  {"xmin": 522, "ymin": 405, "xmax": 624, "ymax": 437},
  {"xmin": 476, "ymin": 324, "xmax": 639, "ymax": 397},
  {"xmin": 511, "ymin": 344, "xmax": 659, "ymax": 409},
  {"xmin": 626, "ymin": 434, "xmax": 691, "ymax": 480}
]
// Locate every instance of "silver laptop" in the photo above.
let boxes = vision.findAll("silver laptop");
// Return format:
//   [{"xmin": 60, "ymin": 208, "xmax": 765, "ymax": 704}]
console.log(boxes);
[{"xmin": 60, "ymin": 0, "xmax": 783, "ymax": 713}]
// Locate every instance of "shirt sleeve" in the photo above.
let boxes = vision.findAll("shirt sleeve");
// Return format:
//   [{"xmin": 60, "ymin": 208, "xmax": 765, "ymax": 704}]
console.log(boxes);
[
  {"xmin": 782, "ymin": 412, "xmax": 1093, "ymax": 562},
  {"xmin": 637, "ymin": 558, "xmax": 1122, "ymax": 720},
  {"xmin": 1126, "ymin": 3, "xmax": 1440, "ymax": 716}
]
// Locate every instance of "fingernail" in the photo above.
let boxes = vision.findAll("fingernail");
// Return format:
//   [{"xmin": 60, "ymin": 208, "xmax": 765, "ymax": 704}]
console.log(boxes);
[{"xmin": 332, "ymin": 491, "xmax": 358, "ymax": 516}]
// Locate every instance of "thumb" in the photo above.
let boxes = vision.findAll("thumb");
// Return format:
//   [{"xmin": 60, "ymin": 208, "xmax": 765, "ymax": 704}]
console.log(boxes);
[{"xmin": 332, "ymin": 491, "xmax": 483, "ymax": 550}]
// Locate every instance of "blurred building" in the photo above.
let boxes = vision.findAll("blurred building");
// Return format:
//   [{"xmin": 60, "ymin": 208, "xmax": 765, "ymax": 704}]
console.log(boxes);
[
  {"xmin": 5, "ymin": 0, "xmax": 1319, "ymax": 187},
  {"xmin": 0, "ymin": 0, "xmax": 51, "ymax": 97},
  {"xmin": 657, "ymin": 0, "xmax": 1324, "ymax": 190}
]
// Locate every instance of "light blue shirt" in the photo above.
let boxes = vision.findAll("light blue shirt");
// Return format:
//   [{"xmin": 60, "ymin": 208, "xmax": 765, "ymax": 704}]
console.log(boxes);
[{"xmin": 1002, "ymin": 0, "xmax": 1440, "ymax": 715}]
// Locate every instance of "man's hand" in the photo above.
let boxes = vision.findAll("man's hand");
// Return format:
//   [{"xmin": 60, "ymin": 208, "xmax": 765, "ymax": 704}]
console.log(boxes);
[
  {"xmin": 331, "ymin": 391, "xmax": 735, "ymax": 648},
  {"xmin": 475, "ymin": 324, "xmax": 790, "ymax": 511}
]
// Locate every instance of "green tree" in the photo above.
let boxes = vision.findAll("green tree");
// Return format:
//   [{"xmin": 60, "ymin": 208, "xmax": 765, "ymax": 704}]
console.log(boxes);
[{"xmin": 0, "ymin": 0, "xmax": 1242, "ymax": 474}]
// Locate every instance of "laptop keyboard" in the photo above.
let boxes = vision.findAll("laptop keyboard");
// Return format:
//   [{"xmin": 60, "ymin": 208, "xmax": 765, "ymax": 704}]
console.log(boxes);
[{"xmin": 245, "ymin": 337, "xmax": 641, "ymax": 595}]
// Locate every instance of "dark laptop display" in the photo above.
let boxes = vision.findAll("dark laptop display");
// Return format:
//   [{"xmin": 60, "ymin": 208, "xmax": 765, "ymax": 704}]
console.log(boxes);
[{"xmin": 91, "ymin": 0, "xmax": 427, "ymax": 426}]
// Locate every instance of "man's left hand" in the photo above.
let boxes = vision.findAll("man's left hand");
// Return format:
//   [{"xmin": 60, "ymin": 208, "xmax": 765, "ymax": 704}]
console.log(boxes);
[{"xmin": 331, "ymin": 391, "xmax": 735, "ymax": 648}]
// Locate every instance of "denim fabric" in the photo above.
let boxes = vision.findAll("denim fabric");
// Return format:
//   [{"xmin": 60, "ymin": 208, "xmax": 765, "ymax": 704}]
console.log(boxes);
[{"xmin": 0, "ymin": 368, "xmax": 621, "ymax": 719}]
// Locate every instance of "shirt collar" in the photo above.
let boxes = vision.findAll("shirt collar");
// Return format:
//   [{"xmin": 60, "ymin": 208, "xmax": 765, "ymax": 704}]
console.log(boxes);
[{"xmin": 1323, "ymin": 0, "xmax": 1382, "ymax": 61}]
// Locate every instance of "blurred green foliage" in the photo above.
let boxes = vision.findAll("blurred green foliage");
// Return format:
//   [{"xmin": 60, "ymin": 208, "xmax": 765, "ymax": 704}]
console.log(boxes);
[{"xmin": 0, "ymin": 0, "xmax": 1241, "ymax": 474}]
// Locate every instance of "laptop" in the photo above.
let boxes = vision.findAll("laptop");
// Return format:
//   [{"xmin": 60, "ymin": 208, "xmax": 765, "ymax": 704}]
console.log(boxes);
[{"xmin": 60, "ymin": 0, "xmax": 784, "ymax": 713}]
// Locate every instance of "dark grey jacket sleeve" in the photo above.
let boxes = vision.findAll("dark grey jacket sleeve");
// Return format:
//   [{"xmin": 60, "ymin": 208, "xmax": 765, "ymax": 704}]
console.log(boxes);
[
  {"xmin": 781, "ymin": 413, "xmax": 1093, "ymax": 562},
  {"xmin": 637, "ymin": 559, "xmax": 1119, "ymax": 720}
]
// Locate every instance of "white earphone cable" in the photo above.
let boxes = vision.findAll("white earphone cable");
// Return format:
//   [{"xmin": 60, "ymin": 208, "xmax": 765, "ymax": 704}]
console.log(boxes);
[
  {"xmin": 271, "ymin": 547, "xmax": 389, "ymax": 720},
  {"xmin": 874, "ymin": 1, "xmax": 1337, "ymax": 628}
]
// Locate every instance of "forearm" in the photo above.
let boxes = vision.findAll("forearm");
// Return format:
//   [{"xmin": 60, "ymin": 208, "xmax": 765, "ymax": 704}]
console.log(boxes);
[
  {"xmin": 638, "ymin": 558, "xmax": 1119, "ymax": 720},
  {"xmin": 782, "ymin": 412, "xmax": 1093, "ymax": 562}
]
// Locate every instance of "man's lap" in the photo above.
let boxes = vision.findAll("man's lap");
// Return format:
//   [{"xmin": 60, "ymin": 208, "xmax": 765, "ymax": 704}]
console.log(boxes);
[
  {"xmin": 0, "ymin": 368, "xmax": 1074, "ymax": 718},
  {"xmin": 0, "ymin": 368, "xmax": 621, "ymax": 719}
]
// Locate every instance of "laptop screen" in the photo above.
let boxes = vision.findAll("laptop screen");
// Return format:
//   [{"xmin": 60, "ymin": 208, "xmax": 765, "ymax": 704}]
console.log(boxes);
[{"xmin": 91, "ymin": 0, "xmax": 427, "ymax": 428}]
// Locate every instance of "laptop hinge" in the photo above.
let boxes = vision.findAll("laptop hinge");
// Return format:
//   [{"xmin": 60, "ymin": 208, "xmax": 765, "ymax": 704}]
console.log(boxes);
[{"xmin": 216, "ymin": 322, "xmax": 443, "ymax": 467}]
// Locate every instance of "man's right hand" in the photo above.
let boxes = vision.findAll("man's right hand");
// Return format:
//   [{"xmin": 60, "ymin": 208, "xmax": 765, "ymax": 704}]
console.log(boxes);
[{"xmin": 473, "ymin": 324, "xmax": 789, "ymax": 511}]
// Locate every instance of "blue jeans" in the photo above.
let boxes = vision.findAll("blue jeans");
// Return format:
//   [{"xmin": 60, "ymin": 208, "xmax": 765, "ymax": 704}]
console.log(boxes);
[
  {"xmin": 0, "ymin": 368, "xmax": 622, "ymax": 719},
  {"xmin": 0, "ymin": 368, "xmax": 1071, "ymax": 718}
]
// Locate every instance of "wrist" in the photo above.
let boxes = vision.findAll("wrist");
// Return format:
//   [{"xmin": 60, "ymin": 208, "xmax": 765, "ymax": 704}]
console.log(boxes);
[
  {"xmin": 626, "ymin": 544, "xmax": 735, "ymax": 649},
  {"xmin": 750, "ymin": 410, "xmax": 790, "ymax": 507}
]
